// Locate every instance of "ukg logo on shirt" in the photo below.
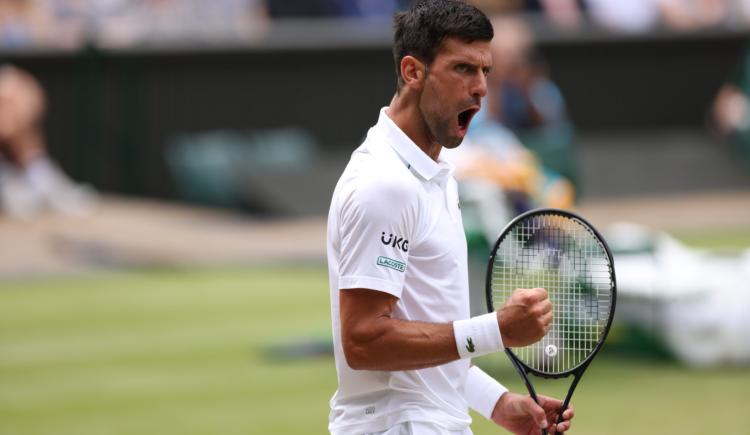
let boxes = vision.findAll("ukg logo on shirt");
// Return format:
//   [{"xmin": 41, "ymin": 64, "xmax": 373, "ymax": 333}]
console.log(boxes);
[{"xmin": 381, "ymin": 232, "xmax": 409, "ymax": 252}]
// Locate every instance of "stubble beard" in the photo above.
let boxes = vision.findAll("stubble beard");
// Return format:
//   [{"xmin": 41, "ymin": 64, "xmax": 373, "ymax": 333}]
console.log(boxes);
[
  {"xmin": 431, "ymin": 116, "xmax": 463, "ymax": 150},
  {"xmin": 420, "ymin": 101, "xmax": 463, "ymax": 151},
  {"xmin": 442, "ymin": 134, "xmax": 464, "ymax": 149}
]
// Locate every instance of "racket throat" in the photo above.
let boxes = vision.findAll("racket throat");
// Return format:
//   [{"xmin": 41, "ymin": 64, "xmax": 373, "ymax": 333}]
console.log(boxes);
[
  {"xmin": 506, "ymin": 349, "xmax": 541, "ymax": 404},
  {"xmin": 557, "ymin": 370, "xmax": 584, "ymax": 426}
]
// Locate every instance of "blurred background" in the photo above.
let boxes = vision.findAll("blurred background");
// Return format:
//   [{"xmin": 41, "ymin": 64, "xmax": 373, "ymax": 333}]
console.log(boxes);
[{"xmin": 1, "ymin": 1, "xmax": 750, "ymax": 434}]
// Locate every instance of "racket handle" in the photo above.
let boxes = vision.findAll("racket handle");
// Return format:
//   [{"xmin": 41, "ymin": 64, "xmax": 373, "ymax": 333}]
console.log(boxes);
[
  {"xmin": 541, "ymin": 428, "xmax": 548, "ymax": 435},
  {"xmin": 555, "ymin": 405, "xmax": 567, "ymax": 427}
]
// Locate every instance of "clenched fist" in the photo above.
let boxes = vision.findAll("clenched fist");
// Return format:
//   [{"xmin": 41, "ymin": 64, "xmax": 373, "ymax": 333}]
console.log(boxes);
[{"xmin": 497, "ymin": 288, "xmax": 552, "ymax": 347}]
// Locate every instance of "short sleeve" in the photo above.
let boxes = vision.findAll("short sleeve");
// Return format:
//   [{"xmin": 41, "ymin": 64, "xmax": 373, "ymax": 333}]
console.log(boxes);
[{"xmin": 337, "ymin": 176, "xmax": 418, "ymax": 298}]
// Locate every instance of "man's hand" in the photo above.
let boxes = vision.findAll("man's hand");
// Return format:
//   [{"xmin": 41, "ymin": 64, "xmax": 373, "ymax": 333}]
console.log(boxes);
[
  {"xmin": 498, "ymin": 288, "xmax": 552, "ymax": 347},
  {"xmin": 490, "ymin": 392, "xmax": 574, "ymax": 435}
]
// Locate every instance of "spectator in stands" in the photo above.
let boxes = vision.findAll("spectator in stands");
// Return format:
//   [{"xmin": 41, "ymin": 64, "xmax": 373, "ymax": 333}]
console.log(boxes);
[
  {"xmin": 0, "ymin": 0, "xmax": 52, "ymax": 48},
  {"xmin": 658, "ymin": 0, "xmax": 730, "ymax": 31},
  {"xmin": 468, "ymin": 0, "xmax": 584, "ymax": 29},
  {"xmin": 266, "ymin": 0, "xmax": 412, "ymax": 19},
  {"xmin": 712, "ymin": 46, "xmax": 750, "ymax": 165},
  {"xmin": 587, "ymin": 0, "xmax": 733, "ymax": 33},
  {"xmin": 89, "ymin": 0, "xmax": 269, "ymax": 47},
  {"xmin": 484, "ymin": 17, "xmax": 578, "ymax": 185},
  {"xmin": 485, "ymin": 17, "xmax": 568, "ymax": 133},
  {"xmin": 0, "ymin": 65, "xmax": 96, "ymax": 219},
  {"xmin": 469, "ymin": 0, "xmax": 737, "ymax": 34},
  {"xmin": 584, "ymin": 0, "xmax": 661, "ymax": 33},
  {"xmin": 0, "ymin": 0, "xmax": 84, "ymax": 49}
]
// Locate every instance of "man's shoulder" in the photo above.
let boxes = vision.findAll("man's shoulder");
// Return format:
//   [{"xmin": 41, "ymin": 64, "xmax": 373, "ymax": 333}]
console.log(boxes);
[
  {"xmin": 344, "ymin": 135, "xmax": 419, "ymax": 188},
  {"xmin": 339, "ymin": 165, "xmax": 419, "ymax": 210},
  {"xmin": 333, "ymin": 153, "xmax": 419, "ymax": 220}
]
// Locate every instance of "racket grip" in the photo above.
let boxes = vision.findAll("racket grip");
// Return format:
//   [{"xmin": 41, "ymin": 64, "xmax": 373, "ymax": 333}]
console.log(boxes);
[
  {"xmin": 541, "ymin": 428, "xmax": 548, "ymax": 435},
  {"xmin": 555, "ymin": 406, "xmax": 567, "ymax": 426}
]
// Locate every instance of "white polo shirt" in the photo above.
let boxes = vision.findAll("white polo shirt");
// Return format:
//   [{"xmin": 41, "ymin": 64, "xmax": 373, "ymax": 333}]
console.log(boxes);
[{"xmin": 327, "ymin": 108, "xmax": 472, "ymax": 434}]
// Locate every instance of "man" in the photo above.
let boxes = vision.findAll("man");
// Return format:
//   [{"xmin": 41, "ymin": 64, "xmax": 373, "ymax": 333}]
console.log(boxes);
[
  {"xmin": 0, "ymin": 65, "xmax": 95, "ymax": 218},
  {"xmin": 326, "ymin": 1, "xmax": 574, "ymax": 434}
]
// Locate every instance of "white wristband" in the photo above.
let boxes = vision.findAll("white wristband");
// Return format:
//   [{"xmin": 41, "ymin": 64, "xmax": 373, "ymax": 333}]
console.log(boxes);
[
  {"xmin": 453, "ymin": 312, "xmax": 504, "ymax": 359},
  {"xmin": 465, "ymin": 365, "xmax": 508, "ymax": 420}
]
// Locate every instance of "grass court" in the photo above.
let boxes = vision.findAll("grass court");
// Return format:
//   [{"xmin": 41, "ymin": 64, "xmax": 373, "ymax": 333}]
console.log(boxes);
[{"xmin": 1, "ymin": 230, "xmax": 749, "ymax": 434}]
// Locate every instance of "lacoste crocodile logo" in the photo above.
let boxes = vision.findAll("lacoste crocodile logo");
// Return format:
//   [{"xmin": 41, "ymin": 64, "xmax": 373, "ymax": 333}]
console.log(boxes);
[{"xmin": 465, "ymin": 337, "xmax": 475, "ymax": 353}]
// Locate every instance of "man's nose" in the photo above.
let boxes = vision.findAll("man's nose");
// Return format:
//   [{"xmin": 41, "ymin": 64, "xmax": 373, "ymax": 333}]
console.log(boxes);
[{"xmin": 471, "ymin": 73, "xmax": 488, "ymax": 99}]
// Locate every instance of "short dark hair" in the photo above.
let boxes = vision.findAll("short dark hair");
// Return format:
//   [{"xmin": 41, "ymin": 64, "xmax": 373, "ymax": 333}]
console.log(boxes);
[{"xmin": 392, "ymin": 0, "xmax": 493, "ymax": 91}]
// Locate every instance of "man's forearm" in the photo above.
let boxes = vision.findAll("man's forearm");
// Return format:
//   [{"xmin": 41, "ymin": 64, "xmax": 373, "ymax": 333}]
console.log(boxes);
[{"xmin": 343, "ymin": 316, "xmax": 459, "ymax": 371}]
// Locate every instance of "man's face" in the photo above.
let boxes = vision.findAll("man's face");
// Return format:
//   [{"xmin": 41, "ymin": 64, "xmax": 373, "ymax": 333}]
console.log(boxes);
[
  {"xmin": 419, "ymin": 37, "xmax": 492, "ymax": 149},
  {"xmin": 0, "ymin": 76, "xmax": 43, "ymax": 141}
]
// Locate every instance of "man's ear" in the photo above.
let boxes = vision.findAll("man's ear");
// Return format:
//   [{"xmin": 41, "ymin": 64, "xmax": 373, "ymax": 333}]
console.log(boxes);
[{"xmin": 400, "ymin": 55, "xmax": 426, "ymax": 89}]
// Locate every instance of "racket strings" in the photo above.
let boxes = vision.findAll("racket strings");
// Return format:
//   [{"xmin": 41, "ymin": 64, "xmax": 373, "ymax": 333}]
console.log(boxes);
[{"xmin": 491, "ymin": 213, "xmax": 614, "ymax": 375}]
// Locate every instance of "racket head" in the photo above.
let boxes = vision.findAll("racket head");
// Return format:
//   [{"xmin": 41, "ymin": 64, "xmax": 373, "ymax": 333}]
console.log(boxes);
[{"xmin": 486, "ymin": 208, "xmax": 617, "ymax": 378}]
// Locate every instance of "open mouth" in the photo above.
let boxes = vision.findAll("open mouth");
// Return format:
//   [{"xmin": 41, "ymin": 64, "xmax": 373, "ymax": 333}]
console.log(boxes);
[{"xmin": 457, "ymin": 108, "xmax": 478, "ymax": 134}]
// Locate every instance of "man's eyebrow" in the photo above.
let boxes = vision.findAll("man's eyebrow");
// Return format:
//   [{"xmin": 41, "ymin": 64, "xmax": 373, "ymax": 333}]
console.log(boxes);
[{"xmin": 453, "ymin": 59, "xmax": 480, "ymax": 68}]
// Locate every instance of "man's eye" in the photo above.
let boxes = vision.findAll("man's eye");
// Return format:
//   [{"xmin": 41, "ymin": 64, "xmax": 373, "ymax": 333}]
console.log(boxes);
[{"xmin": 456, "ymin": 64, "xmax": 469, "ymax": 73}]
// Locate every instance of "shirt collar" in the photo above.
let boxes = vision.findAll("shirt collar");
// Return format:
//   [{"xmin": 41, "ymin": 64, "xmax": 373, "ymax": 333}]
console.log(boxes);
[{"xmin": 376, "ymin": 107, "xmax": 453, "ymax": 181}]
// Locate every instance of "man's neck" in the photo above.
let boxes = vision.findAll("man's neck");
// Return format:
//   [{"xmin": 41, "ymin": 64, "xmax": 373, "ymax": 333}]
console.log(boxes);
[{"xmin": 386, "ymin": 92, "xmax": 442, "ymax": 162}]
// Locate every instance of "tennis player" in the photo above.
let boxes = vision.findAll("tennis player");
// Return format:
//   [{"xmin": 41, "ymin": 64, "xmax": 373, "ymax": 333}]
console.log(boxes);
[{"xmin": 326, "ymin": 1, "xmax": 574, "ymax": 434}]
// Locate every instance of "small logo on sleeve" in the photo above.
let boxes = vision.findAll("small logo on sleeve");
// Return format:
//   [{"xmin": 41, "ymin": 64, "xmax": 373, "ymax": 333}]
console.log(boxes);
[
  {"xmin": 465, "ymin": 337, "xmax": 476, "ymax": 353},
  {"xmin": 376, "ymin": 256, "xmax": 405, "ymax": 272},
  {"xmin": 381, "ymin": 232, "xmax": 409, "ymax": 252}
]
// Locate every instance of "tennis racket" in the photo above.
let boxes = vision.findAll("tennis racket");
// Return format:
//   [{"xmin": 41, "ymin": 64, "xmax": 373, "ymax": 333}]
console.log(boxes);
[{"xmin": 486, "ymin": 208, "xmax": 616, "ymax": 435}]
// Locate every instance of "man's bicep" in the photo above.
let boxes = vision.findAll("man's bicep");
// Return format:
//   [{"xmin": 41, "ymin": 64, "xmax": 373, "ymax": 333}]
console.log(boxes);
[{"xmin": 339, "ymin": 288, "xmax": 399, "ymax": 367}]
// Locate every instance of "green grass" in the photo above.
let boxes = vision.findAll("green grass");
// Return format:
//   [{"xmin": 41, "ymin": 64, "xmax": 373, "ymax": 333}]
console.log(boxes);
[
  {"xmin": 1, "ymin": 266, "xmax": 749, "ymax": 435},
  {"xmin": 673, "ymin": 227, "xmax": 750, "ymax": 251},
  {"xmin": 471, "ymin": 353, "xmax": 750, "ymax": 435},
  {"xmin": 0, "ymin": 268, "xmax": 335, "ymax": 435}
]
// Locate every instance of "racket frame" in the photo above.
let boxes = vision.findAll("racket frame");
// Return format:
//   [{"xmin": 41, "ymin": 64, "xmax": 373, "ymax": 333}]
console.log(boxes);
[{"xmin": 484, "ymin": 208, "xmax": 617, "ymax": 433}]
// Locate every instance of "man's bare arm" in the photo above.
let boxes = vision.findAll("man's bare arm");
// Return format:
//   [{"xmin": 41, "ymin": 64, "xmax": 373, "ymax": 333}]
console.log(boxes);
[
  {"xmin": 340, "ymin": 288, "xmax": 458, "ymax": 371},
  {"xmin": 340, "ymin": 287, "xmax": 552, "ymax": 371}
]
